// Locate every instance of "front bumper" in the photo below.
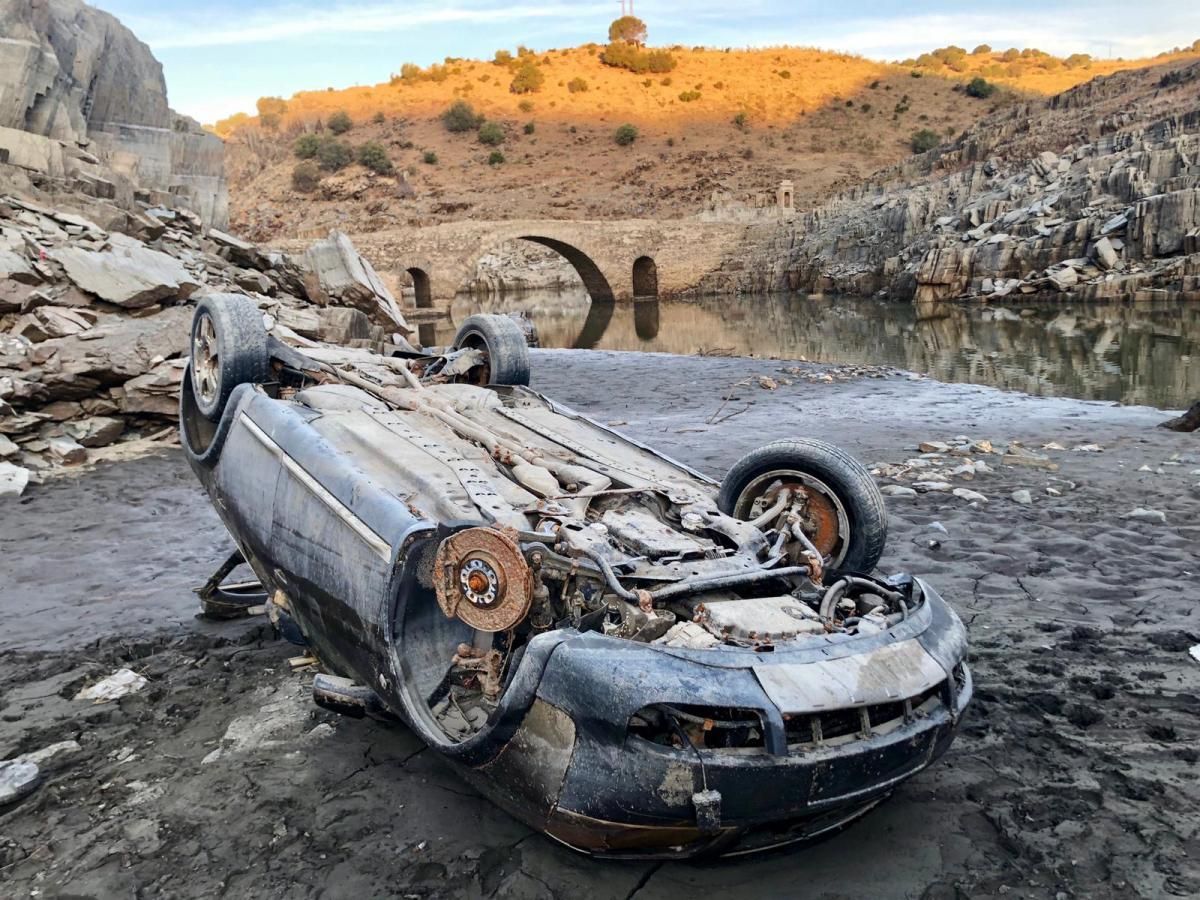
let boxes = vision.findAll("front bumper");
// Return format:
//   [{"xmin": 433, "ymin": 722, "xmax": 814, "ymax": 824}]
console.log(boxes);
[{"xmin": 467, "ymin": 580, "xmax": 971, "ymax": 859}]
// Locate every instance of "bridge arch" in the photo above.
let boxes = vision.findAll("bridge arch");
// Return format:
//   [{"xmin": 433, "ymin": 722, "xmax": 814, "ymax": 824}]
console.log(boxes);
[
  {"xmin": 512, "ymin": 235, "xmax": 616, "ymax": 303},
  {"xmin": 406, "ymin": 267, "xmax": 433, "ymax": 308},
  {"xmin": 632, "ymin": 255, "xmax": 658, "ymax": 299}
]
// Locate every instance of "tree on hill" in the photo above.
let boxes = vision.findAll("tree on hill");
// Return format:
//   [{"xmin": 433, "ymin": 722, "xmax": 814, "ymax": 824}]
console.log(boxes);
[
  {"xmin": 608, "ymin": 16, "xmax": 647, "ymax": 45},
  {"xmin": 256, "ymin": 96, "xmax": 287, "ymax": 130},
  {"xmin": 510, "ymin": 61, "xmax": 545, "ymax": 94}
]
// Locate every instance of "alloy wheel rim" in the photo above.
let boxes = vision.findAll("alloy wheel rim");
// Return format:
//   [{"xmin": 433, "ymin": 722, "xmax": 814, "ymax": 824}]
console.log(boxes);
[{"xmin": 193, "ymin": 312, "xmax": 220, "ymax": 404}]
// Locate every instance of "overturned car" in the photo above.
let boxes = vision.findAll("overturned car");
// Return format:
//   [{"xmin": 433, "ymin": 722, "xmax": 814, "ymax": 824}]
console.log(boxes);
[{"xmin": 181, "ymin": 294, "xmax": 971, "ymax": 858}]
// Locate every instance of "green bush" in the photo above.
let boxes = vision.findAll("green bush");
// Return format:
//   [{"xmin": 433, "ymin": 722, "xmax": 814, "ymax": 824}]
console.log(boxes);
[
  {"xmin": 910, "ymin": 129, "xmax": 940, "ymax": 153},
  {"xmin": 493, "ymin": 49, "xmax": 513, "ymax": 66},
  {"xmin": 608, "ymin": 15, "xmax": 647, "ymax": 44},
  {"xmin": 293, "ymin": 133, "xmax": 321, "ymax": 159},
  {"xmin": 733, "ymin": 111, "xmax": 748, "ymax": 129},
  {"xmin": 972, "ymin": 44, "xmax": 992, "ymax": 55},
  {"xmin": 327, "ymin": 110, "xmax": 352, "ymax": 134},
  {"xmin": 397, "ymin": 63, "xmax": 422, "ymax": 83},
  {"xmin": 478, "ymin": 121, "xmax": 505, "ymax": 145},
  {"xmin": 442, "ymin": 100, "xmax": 482, "ymax": 133},
  {"xmin": 965, "ymin": 76, "xmax": 997, "ymax": 98},
  {"xmin": 488, "ymin": 150, "xmax": 505, "ymax": 165},
  {"xmin": 510, "ymin": 61, "xmax": 545, "ymax": 94},
  {"xmin": 291, "ymin": 161, "xmax": 321, "ymax": 192},
  {"xmin": 1064, "ymin": 53, "xmax": 1092, "ymax": 69},
  {"xmin": 567, "ymin": 77, "xmax": 589, "ymax": 94},
  {"xmin": 356, "ymin": 141, "xmax": 394, "ymax": 174},
  {"xmin": 422, "ymin": 150, "xmax": 438, "ymax": 164},
  {"xmin": 600, "ymin": 41, "xmax": 676, "ymax": 74},
  {"xmin": 678, "ymin": 90, "xmax": 701, "ymax": 102},
  {"xmin": 372, "ymin": 111, "xmax": 386, "ymax": 124},
  {"xmin": 523, "ymin": 121, "xmax": 536, "ymax": 134},
  {"xmin": 316, "ymin": 139, "xmax": 353, "ymax": 171},
  {"xmin": 778, "ymin": 70, "xmax": 791, "ymax": 79},
  {"xmin": 614, "ymin": 123, "xmax": 638, "ymax": 145},
  {"xmin": 1001, "ymin": 48, "xmax": 1020, "ymax": 61},
  {"xmin": 518, "ymin": 99, "xmax": 534, "ymax": 113}
]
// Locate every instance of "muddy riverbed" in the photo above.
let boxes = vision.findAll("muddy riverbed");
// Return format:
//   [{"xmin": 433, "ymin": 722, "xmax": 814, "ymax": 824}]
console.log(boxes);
[{"xmin": 2, "ymin": 350, "xmax": 1199, "ymax": 899}]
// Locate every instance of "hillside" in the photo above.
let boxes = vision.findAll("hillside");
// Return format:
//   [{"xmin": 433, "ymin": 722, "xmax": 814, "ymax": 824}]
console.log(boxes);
[{"xmin": 223, "ymin": 41, "xmax": 1200, "ymax": 241}]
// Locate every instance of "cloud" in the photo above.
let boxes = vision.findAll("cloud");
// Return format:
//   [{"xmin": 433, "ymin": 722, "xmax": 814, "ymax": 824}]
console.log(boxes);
[{"xmin": 129, "ymin": 2, "xmax": 610, "ymax": 50}]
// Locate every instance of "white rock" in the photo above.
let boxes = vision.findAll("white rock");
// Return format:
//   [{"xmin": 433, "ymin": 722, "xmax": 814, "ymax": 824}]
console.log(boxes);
[
  {"xmin": 918, "ymin": 441, "xmax": 950, "ymax": 453},
  {"xmin": 953, "ymin": 488, "xmax": 988, "ymax": 503},
  {"xmin": 16, "ymin": 740, "xmax": 82, "ymax": 767},
  {"xmin": 1046, "ymin": 487, "xmax": 1062, "ymax": 497},
  {"xmin": 1092, "ymin": 236, "xmax": 1118, "ymax": 270},
  {"xmin": 880, "ymin": 485, "xmax": 918, "ymax": 499},
  {"xmin": 0, "ymin": 461, "xmax": 31, "ymax": 499},
  {"xmin": 1072, "ymin": 444, "xmax": 1103, "ymax": 452},
  {"xmin": 914, "ymin": 481, "xmax": 953, "ymax": 492},
  {"xmin": 75, "ymin": 668, "xmax": 148, "ymax": 702},
  {"xmin": 0, "ymin": 434, "xmax": 18, "ymax": 457},
  {"xmin": 1190, "ymin": 645, "xmax": 1200, "ymax": 665},
  {"xmin": 1011, "ymin": 489, "xmax": 1033, "ymax": 505},
  {"xmin": 0, "ymin": 760, "xmax": 41, "ymax": 806},
  {"xmin": 1122, "ymin": 508, "xmax": 1166, "ymax": 524},
  {"xmin": 1136, "ymin": 465, "xmax": 1153, "ymax": 472}
]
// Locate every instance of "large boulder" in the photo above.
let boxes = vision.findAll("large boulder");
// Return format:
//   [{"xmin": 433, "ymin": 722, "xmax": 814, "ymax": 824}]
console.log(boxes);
[
  {"xmin": 303, "ymin": 231, "xmax": 411, "ymax": 334},
  {"xmin": 49, "ymin": 234, "xmax": 200, "ymax": 308}
]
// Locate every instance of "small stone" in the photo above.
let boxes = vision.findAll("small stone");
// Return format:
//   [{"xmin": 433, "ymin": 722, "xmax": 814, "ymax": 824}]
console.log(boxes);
[
  {"xmin": 0, "ymin": 760, "xmax": 41, "ymax": 806},
  {"xmin": 1041, "ymin": 442, "xmax": 1066, "ymax": 451},
  {"xmin": 47, "ymin": 435, "xmax": 86, "ymax": 465},
  {"xmin": 928, "ymin": 521, "xmax": 949, "ymax": 535},
  {"xmin": 1122, "ymin": 508, "xmax": 1166, "ymax": 524},
  {"xmin": 918, "ymin": 441, "xmax": 950, "ymax": 453},
  {"xmin": 1072, "ymin": 443, "xmax": 1103, "ymax": 452},
  {"xmin": 0, "ymin": 434, "xmax": 18, "ymax": 457},
  {"xmin": 1011, "ymin": 489, "xmax": 1033, "ymax": 505},
  {"xmin": 1046, "ymin": 487, "xmax": 1062, "ymax": 497},
  {"xmin": 914, "ymin": 481, "xmax": 953, "ymax": 492},
  {"xmin": 953, "ymin": 488, "xmax": 988, "ymax": 503},
  {"xmin": 1137, "ymin": 465, "xmax": 1153, "ymax": 472},
  {"xmin": 880, "ymin": 485, "xmax": 918, "ymax": 499}
]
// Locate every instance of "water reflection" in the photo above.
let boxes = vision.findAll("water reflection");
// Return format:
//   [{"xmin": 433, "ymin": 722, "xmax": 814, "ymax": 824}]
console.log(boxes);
[{"xmin": 425, "ymin": 289, "xmax": 1199, "ymax": 409}]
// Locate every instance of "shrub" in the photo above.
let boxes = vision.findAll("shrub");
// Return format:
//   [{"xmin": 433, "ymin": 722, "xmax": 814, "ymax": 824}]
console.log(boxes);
[
  {"xmin": 910, "ymin": 69, "xmax": 923, "ymax": 78},
  {"xmin": 488, "ymin": 150, "xmax": 505, "ymax": 165},
  {"xmin": 965, "ymin": 76, "xmax": 997, "ymax": 99},
  {"xmin": 256, "ymin": 96, "xmax": 287, "ymax": 130},
  {"xmin": 327, "ymin": 110, "xmax": 353, "ymax": 134},
  {"xmin": 422, "ymin": 150, "xmax": 438, "ymax": 164},
  {"xmin": 356, "ymin": 141, "xmax": 394, "ymax": 174},
  {"xmin": 523, "ymin": 121, "xmax": 535, "ymax": 134},
  {"xmin": 518, "ymin": 99, "xmax": 535, "ymax": 112},
  {"xmin": 567, "ymin": 77, "xmax": 589, "ymax": 94},
  {"xmin": 778, "ymin": 70, "xmax": 791, "ymax": 79},
  {"xmin": 293, "ymin": 133, "xmax": 321, "ymax": 159},
  {"xmin": 478, "ymin": 121, "xmax": 505, "ymax": 145},
  {"xmin": 972, "ymin": 44, "xmax": 992, "ymax": 55},
  {"xmin": 1001, "ymin": 48, "xmax": 1020, "ymax": 61},
  {"xmin": 660, "ymin": 76, "xmax": 672, "ymax": 86},
  {"xmin": 1064, "ymin": 53, "xmax": 1092, "ymax": 69},
  {"xmin": 316, "ymin": 138, "xmax": 353, "ymax": 171},
  {"xmin": 398, "ymin": 62, "xmax": 422, "ymax": 83},
  {"xmin": 510, "ymin": 61, "xmax": 545, "ymax": 94},
  {"xmin": 600, "ymin": 41, "xmax": 676, "ymax": 74},
  {"xmin": 678, "ymin": 90, "xmax": 701, "ymax": 102},
  {"xmin": 372, "ymin": 111, "xmax": 386, "ymax": 125},
  {"xmin": 910, "ymin": 129, "xmax": 940, "ymax": 153},
  {"xmin": 442, "ymin": 100, "xmax": 482, "ymax": 133},
  {"xmin": 733, "ymin": 111, "xmax": 748, "ymax": 129},
  {"xmin": 493, "ymin": 49, "xmax": 513, "ymax": 66},
  {"xmin": 614, "ymin": 123, "xmax": 638, "ymax": 145},
  {"xmin": 291, "ymin": 161, "xmax": 321, "ymax": 192},
  {"xmin": 608, "ymin": 15, "xmax": 647, "ymax": 44},
  {"xmin": 860, "ymin": 103, "xmax": 871, "ymax": 113}
]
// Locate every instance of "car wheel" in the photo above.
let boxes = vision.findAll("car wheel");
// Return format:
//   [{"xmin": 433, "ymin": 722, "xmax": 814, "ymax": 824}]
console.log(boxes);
[
  {"xmin": 718, "ymin": 439, "xmax": 887, "ymax": 575},
  {"xmin": 452, "ymin": 314, "xmax": 531, "ymax": 386},
  {"xmin": 190, "ymin": 293, "xmax": 270, "ymax": 422}
]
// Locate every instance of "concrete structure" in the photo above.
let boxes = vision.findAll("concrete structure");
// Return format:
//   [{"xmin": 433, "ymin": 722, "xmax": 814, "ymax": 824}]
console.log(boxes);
[{"xmin": 329, "ymin": 219, "xmax": 754, "ymax": 304}]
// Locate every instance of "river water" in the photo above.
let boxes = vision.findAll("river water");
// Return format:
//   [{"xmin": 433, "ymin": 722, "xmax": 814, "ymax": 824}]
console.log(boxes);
[{"xmin": 413, "ymin": 289, "xmax": 1199, "ymax": 410}]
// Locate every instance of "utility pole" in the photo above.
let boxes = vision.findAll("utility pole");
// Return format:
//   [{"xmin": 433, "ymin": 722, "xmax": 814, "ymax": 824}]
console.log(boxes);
[{"xmin": 618, "ymin": 0, "xmax": 625, "ymax": 16}]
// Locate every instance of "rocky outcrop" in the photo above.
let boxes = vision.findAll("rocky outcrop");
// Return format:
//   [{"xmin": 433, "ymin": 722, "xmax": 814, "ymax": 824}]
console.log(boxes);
[
  {"xmin": 0, "ymin": 0, "xmax": 228, "ymax": 227},
  {"xmin": 0, "ymin": 194, "xmax": 410, "ymax": 496},
  {"xmin": 708, "ymin": 59, "xmax": 1200, "ymax": 305}
]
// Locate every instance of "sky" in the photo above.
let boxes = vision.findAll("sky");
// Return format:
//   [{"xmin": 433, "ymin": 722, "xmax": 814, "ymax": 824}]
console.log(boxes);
[{"xmin": 89, "ymin": 0, "xmax": 1200, "ymax": 124}]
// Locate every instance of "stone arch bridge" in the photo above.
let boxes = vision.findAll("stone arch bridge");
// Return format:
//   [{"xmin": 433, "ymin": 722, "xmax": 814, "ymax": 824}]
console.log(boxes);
[{"xmin": 340, "ymin": 219, "xmax": 753, "ymax": 305}]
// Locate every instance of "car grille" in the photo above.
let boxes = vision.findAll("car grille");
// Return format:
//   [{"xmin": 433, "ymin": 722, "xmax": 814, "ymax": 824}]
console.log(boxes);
[{"xmin": 784, "ymin": 681, "xmax": 945, "ymax": 750}]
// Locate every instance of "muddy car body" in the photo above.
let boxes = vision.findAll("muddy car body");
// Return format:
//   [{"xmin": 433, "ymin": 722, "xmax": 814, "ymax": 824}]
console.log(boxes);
[{"xmin": 181, "ymin": 295, "xmax": 971, "ymax": 858}]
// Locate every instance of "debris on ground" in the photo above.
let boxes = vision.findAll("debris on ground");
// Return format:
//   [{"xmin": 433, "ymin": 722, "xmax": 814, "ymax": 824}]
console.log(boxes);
[{"xmin": 74, "ymin": 667, "xmax": 148, "ymax": 702}]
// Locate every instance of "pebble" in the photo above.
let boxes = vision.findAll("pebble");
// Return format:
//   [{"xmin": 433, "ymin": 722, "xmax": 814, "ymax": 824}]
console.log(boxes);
[
  {"xmin": 1046, "ymin": 487, "xmax": 1062, "ymax": 497},
  {"xmin": 928, "ymin": 521, "xmax": 949, "ymax": 535},
  {"xmin": 953, "ymin": 488, "xmax": 988, "ymax": 503},
  {"xmin": 1072, "ymin": 444, "xmax": 1103, "ymax": 452},
  {"xmin": 880, "ymin": 485, "xmax": 918, "ymax": 499},
  {"xmin": 1136, "ymin": 465, "xmax": 1153, "ymax": 472},
  {"xmin": 918, "ymin": 441, "xmax": 950, "ymax": 453},
  {"xmin": 914, "ymin": 481, "xmax": 953, "ymax": 492},
  {"xmin": 1123, "ymin": 507, "xmax": 1167, "ymax": 524},
  {"xmin": 1011, "ymin": 489, "xmax": 1033, "ymax": 505}
]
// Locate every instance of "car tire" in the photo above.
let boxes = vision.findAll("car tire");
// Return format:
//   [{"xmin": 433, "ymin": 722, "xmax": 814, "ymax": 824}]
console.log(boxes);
[
  {"xmin": 452, "ymin": 314, "xmax": 531, "ymax": 386},
  {"xmin": 718, "ymin": 439, "xmax": 887, "ymax": 575},
  {"xmin": 190, "ymin": 293, "xmax": 270, "ymax": 422}
]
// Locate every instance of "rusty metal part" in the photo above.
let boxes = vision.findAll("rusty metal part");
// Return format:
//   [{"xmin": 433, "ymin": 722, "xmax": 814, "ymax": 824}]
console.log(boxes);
[
  {"xmin": 451, "ymin": 644, "xmax": 504, "ymax": 700},
  {"xmin": 636, "ymin": 589, "xmax": 654, "ymax": 615},
  {"xmin": 797, "ymin": 486, "xmax": 842, "ymax": 558},
  {"xmin": 435, "ymin": 527, "xmax": 533, "ymax": 632}
]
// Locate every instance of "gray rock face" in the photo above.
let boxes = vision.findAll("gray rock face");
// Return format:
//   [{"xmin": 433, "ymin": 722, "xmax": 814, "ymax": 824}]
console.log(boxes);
[
  {"xmin": 303, "ymin": 231, "xmax": 412, "ymax": 333},
  {"xmin": 0, "ymin": 0, "xmax": 228, "ymax": 227},
  {"xmin": 714, "ymin": 60, "xmax": 1200, "ymax": 305}
]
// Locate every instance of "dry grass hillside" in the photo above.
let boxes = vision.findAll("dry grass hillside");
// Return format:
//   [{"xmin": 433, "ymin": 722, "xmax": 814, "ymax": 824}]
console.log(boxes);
[{"xmin": 222, "ymin": 40, "xmax": 1200, "ymax": 241}]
